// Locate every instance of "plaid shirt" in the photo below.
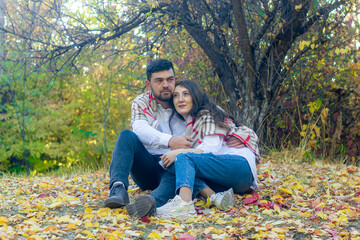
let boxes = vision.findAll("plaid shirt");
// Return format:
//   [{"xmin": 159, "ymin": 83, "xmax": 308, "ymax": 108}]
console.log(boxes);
[
  {"xmin": 185, "ymin": 110, "xmax": 260, "ymax": 160},
  {"xmin": 131, "ymin": 91, "xmax": 159, "ymax": 129}
]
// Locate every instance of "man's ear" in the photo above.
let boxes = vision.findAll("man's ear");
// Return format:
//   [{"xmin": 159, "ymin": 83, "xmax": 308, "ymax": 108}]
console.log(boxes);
[{"xmin": 145, "ymin": 80, "xmax": 151, "ymax": 90}]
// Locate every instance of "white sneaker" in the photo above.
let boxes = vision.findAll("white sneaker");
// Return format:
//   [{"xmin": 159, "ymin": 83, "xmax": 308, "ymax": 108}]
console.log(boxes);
[
  {"xmin": 210, "ymin": 188, "xmax": 235, "ymax": 210},
  {"xmin": 156, "ymin": 195, "xmax": 197, "ymax": 220}
]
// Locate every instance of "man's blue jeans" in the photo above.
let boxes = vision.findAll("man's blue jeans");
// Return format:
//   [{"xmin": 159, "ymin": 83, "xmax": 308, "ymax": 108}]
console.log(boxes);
[
  {"xmin": 109, "ymin": 130, "xmax": 167, "ymax": 193},
  {"xmin": 109, "ymin": 130, "xmax": 186, "ymax": 208},
  {"xmin": 174, "ymin": 152, "xmax": 254, "ymax": 195}
]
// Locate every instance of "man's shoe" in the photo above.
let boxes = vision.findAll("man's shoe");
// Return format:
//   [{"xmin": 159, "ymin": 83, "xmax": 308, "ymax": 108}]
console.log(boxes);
[
  {"xmin": 126, "ymin": 195, "xmax": 155, "ymax": 218},
  {"xmin": 156, "ymin": 195, "xmax": 196, "ymax": 220},
  {"xmin": 210, "ymin": 188, "xmax": 235, "ymax": 210},
  {"xmin": 104, "ymin": 183, "xmax": 130, "ymax": 208}
]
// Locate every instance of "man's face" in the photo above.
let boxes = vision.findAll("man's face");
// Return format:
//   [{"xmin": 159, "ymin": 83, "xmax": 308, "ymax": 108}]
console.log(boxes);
[{"xmin": 145, "ymin": 69, "xmax": 176, "ymax": 102}]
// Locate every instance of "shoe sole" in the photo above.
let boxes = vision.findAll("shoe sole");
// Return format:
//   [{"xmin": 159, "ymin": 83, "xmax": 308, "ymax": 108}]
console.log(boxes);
[
  {"xmin": 126, "ymin": 195, "xmax": 155, "ymax": 218},
  {"xmin": 104, "ymin": 197, "xmax": 129, "ymax": 209},
  {"xmin": 219, "ymin": 188, "xmax": 235, "ymax": 210}
]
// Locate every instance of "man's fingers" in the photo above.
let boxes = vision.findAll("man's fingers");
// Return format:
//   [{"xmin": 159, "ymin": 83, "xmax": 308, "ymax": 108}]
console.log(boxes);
[{"xmin": 185, "ymin": 136, "xmax": 193, "ymax": 142}]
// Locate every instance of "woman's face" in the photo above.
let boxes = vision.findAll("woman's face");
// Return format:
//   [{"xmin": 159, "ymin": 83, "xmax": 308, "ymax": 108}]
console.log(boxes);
[{"xmin": 173, "ymin": 85, "xmax": 193, "ymax": 119}]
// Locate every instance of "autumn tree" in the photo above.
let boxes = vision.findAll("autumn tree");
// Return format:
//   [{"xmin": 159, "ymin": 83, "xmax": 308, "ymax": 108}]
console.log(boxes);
[
  {"xmin": 2, "ymin": 0, "xmax": 357, "ymax": 129},
  {"xmin": 1, "ymin": 0, "xmax": 359, "ymax": 170}
]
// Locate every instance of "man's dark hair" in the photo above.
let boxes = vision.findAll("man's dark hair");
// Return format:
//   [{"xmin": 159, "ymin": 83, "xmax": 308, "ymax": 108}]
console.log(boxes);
[{"xmin": 146, "ymin": 59, "xmax": 175, "ymax": 81}]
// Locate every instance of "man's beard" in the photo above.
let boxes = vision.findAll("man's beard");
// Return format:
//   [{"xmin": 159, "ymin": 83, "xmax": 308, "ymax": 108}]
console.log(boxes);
[{"xmin": 152, "ymin": 89, "xmax": 172, "ymax": 102}]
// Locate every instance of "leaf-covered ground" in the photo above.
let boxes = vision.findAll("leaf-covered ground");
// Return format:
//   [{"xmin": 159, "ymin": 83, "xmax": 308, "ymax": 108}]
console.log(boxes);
[{"xmin": 0, "ymin": 158, "xmax": 359, "ymax": 240}]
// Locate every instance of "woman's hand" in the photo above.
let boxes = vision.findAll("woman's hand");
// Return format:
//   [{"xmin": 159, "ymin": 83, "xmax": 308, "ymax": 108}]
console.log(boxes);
[
  {"xmin": 161, "ymin": 150, "xmax": 181, "ymax": 167},
  {"xmin": 161, "ymin": 148, "xmax": 203, "ymax": 167}
]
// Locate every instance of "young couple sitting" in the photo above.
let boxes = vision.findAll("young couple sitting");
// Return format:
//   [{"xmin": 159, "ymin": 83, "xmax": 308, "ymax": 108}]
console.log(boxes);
[{"xmin": 104, "ymin": 59, "xmax": 259, "ymax": 220}]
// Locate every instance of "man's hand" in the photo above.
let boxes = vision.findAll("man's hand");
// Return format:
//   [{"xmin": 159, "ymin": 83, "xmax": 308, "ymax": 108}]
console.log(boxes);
[
  {"xmin": 226, "ymin": 136, "xmax": 245, "ymax": 148},
  {"xmin": 168, "ymin": 135, "xmax": 193, "ymax": 150}
]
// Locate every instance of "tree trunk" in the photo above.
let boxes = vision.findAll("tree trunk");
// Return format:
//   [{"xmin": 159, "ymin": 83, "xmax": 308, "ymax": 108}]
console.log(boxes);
[{"xmin": 0, "ymin": 0, "xmax": 5, "ymax": 68}]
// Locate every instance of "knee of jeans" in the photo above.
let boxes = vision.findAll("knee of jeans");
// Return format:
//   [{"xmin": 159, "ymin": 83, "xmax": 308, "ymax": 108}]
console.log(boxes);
[
  {"xmin": 176, "ymin": 152, "xmax": 192, "ymax": 162},
  {"xmin": 119, "ymin": 130, "xmax": 138, "ymax": 142}
]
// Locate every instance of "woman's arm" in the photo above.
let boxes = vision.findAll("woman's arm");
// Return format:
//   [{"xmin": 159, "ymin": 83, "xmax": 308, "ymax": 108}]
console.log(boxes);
[
  {"xmin": 160, "ymin": 134, "xmax": 226, "ymax": 167},
  {"xmin": 161, "ymin": 148, "xmax": 203, "ymax": 168}
]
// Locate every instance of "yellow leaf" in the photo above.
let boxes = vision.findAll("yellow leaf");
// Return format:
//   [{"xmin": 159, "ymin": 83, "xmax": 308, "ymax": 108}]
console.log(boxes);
[
  {"xmin": 0, "ymin": 216, "xmax": 9, "ymax": 226},
  {"xmin": 58, "ymin": 215, "xmax": 71, "ymax": 223},
  {"xmin": 317, "ymin": 212, "xmax": 327, "ymax": 220},
  {"xmin": 84, "ymin": 208, "xmax": 93, "ymax": 213},
  {"xmin": 48, "ymin": 202, "xmax": 62, "ymax": 209},
  {"xmin": 97, "ymin": 208, "xmax": 111, "ymax": 218},
  {"xmin": 148, "ymin": 232, "xmax": 162, "ymax": 239},
  {"xmin": 273, "ymin": 227, "xmax": 289, "ymax": 233},
  {"xmin": 83, "ymin": 214, "xmax": 95, "ymax": 219},
  {"xmin": 85, "ymin": 221, "xmax": 93, "ymax": 228},
  {"xmin": 338, "ymin": 214, "xmax": 348, "ymax": 224},
  {"xmin": 204, "ymin": 197, "xmax": 212, "ymax": 208},
  {"xmin": 127, "ymin": 187, "xmax": 139, "ymax": 193},
  {"xmin": 279, "ymin": 211, "xmax": 291, "ymax": 219},
  {"xmin": 299, "ymin": 212, "xmax": 311, "ymax": 218},
  {"xmin": 279, "ymin": 187, "xmax": 293, "ymax": 195},
  {"xmin": 307, "ymin": 188, "xmax": 317, "ymax": 196},
  {"xmin": 335, "ymin": 48, "xmax": 340, "ymax": 55},
  {"xmin": 294, "ymin": 4, "xmax": 302, "ymax": 11},
  {"xmin": 216, "ymin": 219, "xmax": 228, "ymax": 224},
  {"xmin": 65, "ymin": 223, "xmax": 76, "ymax": 229},
  {"xmin": 314, "ymin": 126, "xmax": 320, "ymax": 137}
]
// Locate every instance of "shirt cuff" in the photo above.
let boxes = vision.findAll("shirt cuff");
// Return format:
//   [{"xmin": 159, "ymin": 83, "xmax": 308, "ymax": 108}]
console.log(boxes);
[{"xmin": 159, "ymin": 134, "xmax": 173, "ymax": 148}]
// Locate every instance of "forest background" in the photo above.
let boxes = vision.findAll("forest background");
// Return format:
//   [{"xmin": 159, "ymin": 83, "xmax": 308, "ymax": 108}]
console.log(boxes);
[{"xmin": 0, "ymin": 0, "xmax": 359, "ymax": 174}]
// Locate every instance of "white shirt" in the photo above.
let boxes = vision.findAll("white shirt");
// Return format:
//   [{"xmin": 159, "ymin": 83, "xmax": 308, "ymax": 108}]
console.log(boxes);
[
  {"xmin": 197, "ymin": 135, "xmax": 258, "ymax": 189},
  {"xmin": 132, "ymin": 104, "xmax": 186, "ymax": 155}
]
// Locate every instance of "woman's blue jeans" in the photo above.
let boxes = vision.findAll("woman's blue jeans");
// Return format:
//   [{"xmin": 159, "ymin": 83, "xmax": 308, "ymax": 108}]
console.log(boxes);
[{"xmin": 174, "ymin": 152, "xmax": 254, "ymax": 195}]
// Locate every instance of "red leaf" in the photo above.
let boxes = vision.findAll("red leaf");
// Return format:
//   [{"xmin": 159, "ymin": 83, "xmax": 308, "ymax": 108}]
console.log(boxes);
[
  {"xmin": 203, "ymin": 233, "xmax": 213, "ymax": 239},
  {"xmin": 244, "ymin": 193, "xmax": 260, "ymax": 205},
  {"xmin": 357, "ymin": 191, "xmax": 360, "ymax": 197},
  {"xmin": 140, "ymin": 216, "xmax": 150, "ymax": 223},
  {"xmin": 179, "ymin": 234, "xmax": 195, "ymax": 240},
  {"xmin": 325, "ymin": 229, "xmax": 338, "ymax": 238},
  {"xmin": 37, "ymin": 193, "xmax": 56, "ymax": 198}
]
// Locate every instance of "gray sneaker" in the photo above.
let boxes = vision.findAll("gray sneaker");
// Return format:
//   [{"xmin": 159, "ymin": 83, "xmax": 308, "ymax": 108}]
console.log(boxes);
[
  {"xmin": 210, "ymin": 188, "xmax": 235, "ymax": 210},
  {"xmin": 104, "ymin": 183, "xmax": 130, "ymax": 208}
]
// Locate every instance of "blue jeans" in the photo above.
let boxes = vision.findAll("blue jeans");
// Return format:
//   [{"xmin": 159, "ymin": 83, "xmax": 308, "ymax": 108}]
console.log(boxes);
[
  {"xmin": 175, "ymin": 152, "xmax": 254, "ymax": 195},
  {"xmin": 109, "ymin": 130, "xmax": 168, "ymax": 195},
  {"xmin": 150, "ymin": 164, "xmax": 209, "ymax": 207}
]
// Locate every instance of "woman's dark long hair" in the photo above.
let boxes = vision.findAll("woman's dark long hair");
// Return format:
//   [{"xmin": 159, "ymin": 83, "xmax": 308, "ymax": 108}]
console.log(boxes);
[{"xmin": 171, "ymin": 80, "xmax": 234, "ymax": 129}]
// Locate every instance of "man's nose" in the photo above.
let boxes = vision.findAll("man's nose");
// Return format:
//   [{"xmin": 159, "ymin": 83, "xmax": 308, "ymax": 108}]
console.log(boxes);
[{"xmin": 163, "ymin": 80, "xmax": 169, "ymax": 88}]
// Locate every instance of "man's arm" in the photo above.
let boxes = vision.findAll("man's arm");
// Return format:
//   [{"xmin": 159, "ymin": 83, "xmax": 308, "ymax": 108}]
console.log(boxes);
[{"xmin": 132, "ymin": 120, "xmax": 192, "ymax": 149}]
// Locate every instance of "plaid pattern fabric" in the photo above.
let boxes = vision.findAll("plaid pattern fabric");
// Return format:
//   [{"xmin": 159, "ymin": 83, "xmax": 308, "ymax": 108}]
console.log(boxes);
[
  {"xmin": 131, "ymin": 91, "xmax": 159, "ymax": 129},
  {"xmin": 229, "ymin": 125, "xmax": 260, "ymax": 161},
  {"xmin": 185, "ymin": 110, "xmax": 260, "ymax": 161},
  {"xmin": 184, "ymin": 110, "xmax": 229, "ymax": 147}
]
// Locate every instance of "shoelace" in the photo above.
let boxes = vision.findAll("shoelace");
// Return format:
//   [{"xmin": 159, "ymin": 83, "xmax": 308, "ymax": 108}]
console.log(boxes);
[
  {"xmin": 163, "ymin": 197, "xmax": 184, "ymax": 209},
  {"xmin": 110, "ymin": 185, "xmax": 124, "ymax": 195}
]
